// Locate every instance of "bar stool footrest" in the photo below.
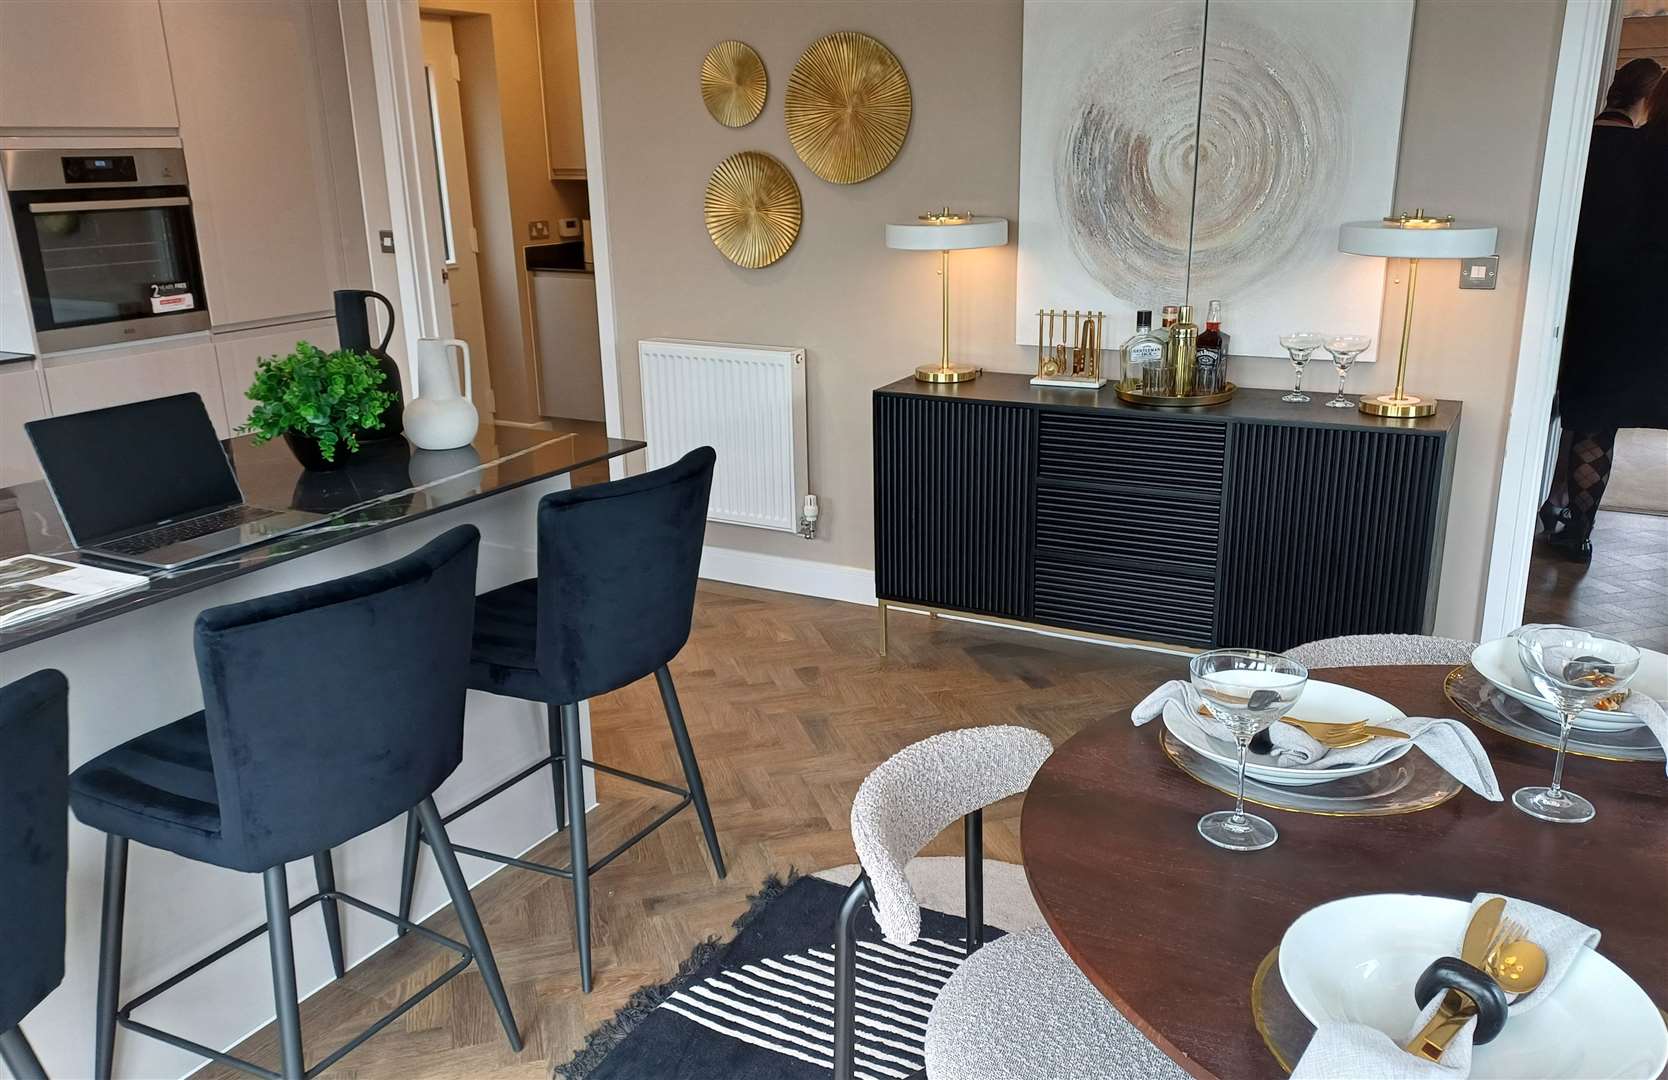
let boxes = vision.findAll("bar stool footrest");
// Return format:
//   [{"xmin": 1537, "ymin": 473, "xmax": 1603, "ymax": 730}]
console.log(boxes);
[{"xmin": 115, "ymin": 889, "xmax": 473, "ymax": 1079}]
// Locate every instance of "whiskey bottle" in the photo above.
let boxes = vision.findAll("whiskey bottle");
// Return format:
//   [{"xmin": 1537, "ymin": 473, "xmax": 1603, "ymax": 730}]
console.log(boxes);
[
  {"xmin": 1120, "ymin": 310, "xmax": 1168, "ymax": 394},
  {"xmin": 1196, "ymin": 299, "xmax": 1227, "ymax": 394},
  {"xmin": 1169, "ymin": 304, "xmax": 1198, "ymax": 396}
]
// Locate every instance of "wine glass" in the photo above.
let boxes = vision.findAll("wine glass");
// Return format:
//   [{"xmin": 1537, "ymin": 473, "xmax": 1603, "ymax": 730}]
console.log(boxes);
[
  {"xmin": 1512, "ymin": 625, "xmax": 1640, "ymax": 823},
  {"xmin": 1189, "ymin": 649, "xmax": 1308, "ymax": 851},
  {"xmin": 1324, "ymin": 335, "xmax": 1372, "ymax": 408},
  {"xmin": 1278, "ymin": 332, "xmax": 1325, "ymax": 403}
]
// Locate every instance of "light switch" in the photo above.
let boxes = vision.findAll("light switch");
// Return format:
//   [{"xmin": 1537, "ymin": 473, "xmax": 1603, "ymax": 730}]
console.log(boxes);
[
  {"xmin": 378, "ymin": 229, "xmax": 395, "ymax": 255},
  {"xmin": 1459, "ymin": 256, "xmax": 1498, "ymax": 290}
]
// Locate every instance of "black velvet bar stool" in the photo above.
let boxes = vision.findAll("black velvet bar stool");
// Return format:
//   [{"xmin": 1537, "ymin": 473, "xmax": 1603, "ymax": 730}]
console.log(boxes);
[
  {"xmin": 69, "ymin": 526, "xmax": 523, "ymax": 1079},
  {"xmin": 0, "ymin": 669, "xmax": 68, "ymax": 1080},
  {"xmin": 396, "ymin": 446, "xmax": 725, "ymax": 992}
]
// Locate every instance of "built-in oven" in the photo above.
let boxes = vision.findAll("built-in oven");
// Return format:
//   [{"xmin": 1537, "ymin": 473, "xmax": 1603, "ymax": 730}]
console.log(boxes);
[{"xmin": 3, "ymin": 148, "xmax": 210, "ymax": 352}]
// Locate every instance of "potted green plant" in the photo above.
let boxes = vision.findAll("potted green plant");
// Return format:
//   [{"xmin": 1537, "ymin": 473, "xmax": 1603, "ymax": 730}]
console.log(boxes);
[{"xmin": 240, "ymin": 341, "xmax": 398, "ymax": 470}]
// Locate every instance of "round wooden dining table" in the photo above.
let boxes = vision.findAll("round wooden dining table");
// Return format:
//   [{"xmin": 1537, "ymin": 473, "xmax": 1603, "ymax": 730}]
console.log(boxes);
[{"xmin": 1020, "ymin": 664, "xmax": 1668, "ymax": 1079}]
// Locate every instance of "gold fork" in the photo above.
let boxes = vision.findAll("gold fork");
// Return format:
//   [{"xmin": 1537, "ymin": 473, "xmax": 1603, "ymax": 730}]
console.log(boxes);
[{"xmin": 1195, "ymin": 707, "xmax": 1408, "ymax": 748}]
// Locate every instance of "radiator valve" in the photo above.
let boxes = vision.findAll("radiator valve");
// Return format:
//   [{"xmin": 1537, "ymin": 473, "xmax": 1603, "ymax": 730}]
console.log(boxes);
[{"xmin": 799, "ymin": 494, "xmax": 819, "ymax": 540}]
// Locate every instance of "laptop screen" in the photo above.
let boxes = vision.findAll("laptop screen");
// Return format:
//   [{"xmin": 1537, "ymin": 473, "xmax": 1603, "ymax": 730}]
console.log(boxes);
[{"xmin": 25, "ymin": 393, "xmax": 245, "ymax": 546}]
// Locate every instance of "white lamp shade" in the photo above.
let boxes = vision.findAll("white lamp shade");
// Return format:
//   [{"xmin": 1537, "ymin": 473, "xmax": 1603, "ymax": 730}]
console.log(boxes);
[
  {"xmin": 885, "ymin": 215, "xmax": 1008, "ymax": 251},
  {"xmin": 1338, "ymin": 220, "xmax": 1498, "ymax": 259}
]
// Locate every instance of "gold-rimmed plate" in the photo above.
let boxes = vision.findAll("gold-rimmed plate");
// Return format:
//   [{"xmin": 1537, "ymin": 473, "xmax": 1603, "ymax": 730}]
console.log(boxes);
[{"xmin": 1445, "ymin": 665, "xmax": 1664, "ymax": 764}]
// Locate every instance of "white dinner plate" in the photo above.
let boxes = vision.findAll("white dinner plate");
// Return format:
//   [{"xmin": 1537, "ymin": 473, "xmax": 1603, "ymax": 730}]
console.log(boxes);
[
  {"xmin": 1471, "ymin": 636, "xmax": 1668, "ymax": 732},
  {"xmin": 1279, "ymin": 894, "xmax": 1668, "ymax": 1079},
  {"xmin": 1161, "ymin": 680, "xmax": 1411, "ymax": 788}
]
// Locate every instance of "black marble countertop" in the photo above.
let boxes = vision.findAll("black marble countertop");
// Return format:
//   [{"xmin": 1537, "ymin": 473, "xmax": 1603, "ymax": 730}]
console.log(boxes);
[
  {"xmin": 525, "ymin": 241, "xmax": 590, "ymax": 273},
  {"xmin": 0, "ymin": 419, "xmax": 641, "ymax": 654},
  {"xmin": 876, "ymin": 372, "xmax": 1461, "ymax": 434}
]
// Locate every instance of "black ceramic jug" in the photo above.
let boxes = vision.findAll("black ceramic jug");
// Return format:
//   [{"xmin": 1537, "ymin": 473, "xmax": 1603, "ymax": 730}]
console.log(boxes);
[{"xmin": 333, "ymin": 288, "xmax": 405, "ymax": 439}]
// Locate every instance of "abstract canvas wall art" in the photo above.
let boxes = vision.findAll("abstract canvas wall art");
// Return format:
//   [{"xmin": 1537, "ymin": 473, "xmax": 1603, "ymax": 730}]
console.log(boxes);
[{"xmin": 1015, "ymin": 0, "xmax": 1415, "ymax": 362}]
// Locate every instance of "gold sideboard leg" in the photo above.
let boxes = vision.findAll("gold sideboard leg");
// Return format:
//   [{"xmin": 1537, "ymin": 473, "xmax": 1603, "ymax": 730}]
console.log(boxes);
[{"xmin": 878, "ymin": 599, "xmax": 888, "ymax": 656}]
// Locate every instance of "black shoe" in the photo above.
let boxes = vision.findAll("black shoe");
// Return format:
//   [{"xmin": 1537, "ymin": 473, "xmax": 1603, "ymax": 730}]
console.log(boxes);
[
  {"xmin": 1538, "ymin": 503, "xmax": 1567, "ymax": 537},
  {"xmin": 1547, "ymin": 532, "xmax": 1593, "ymax": 563}
]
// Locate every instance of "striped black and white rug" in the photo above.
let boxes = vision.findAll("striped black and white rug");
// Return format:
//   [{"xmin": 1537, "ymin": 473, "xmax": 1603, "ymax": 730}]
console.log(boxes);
[{"xmin": 554, "ymin": 873, "xmax": 1007, "ymax": 1080}]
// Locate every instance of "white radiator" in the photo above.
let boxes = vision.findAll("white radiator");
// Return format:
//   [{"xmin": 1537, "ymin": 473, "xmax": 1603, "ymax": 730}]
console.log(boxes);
[{"xmin": 638, "ymin": 339, "xmax": 809, "ymax": 532}]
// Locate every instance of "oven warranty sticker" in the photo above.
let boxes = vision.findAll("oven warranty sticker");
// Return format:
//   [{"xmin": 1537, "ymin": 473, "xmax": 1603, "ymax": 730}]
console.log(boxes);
[{"xmin": 149, "ymin": 281, "xmax": 196, "ymax": 314}]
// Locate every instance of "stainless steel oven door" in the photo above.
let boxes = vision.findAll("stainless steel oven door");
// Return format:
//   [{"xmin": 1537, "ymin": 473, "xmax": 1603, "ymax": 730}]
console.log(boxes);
[{"xmin": 13, "ymin": 189, "xmax": 211, "ymax": 352}]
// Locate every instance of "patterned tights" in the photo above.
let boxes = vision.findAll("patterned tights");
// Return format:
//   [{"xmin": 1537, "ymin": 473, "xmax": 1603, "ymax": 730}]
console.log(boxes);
[{"xmin": 1543, "ymin": 427, "xmax": 1617, "ymax": 539}]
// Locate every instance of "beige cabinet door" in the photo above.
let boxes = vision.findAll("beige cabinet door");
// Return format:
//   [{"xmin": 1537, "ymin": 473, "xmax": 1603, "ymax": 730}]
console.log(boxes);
[
  {"xmin": 0, "ymin": 1, "xmax": 178, "ymax": 128},
  {"xmin": 0, "ymin": 363, "xmax": 50, "ymax": 488},
  {"xmin": 213, "ymin": 318, "xmax": 338, "ymax": 433},
  {"xmin": 162, "ymin": 0, "xmax": 343, "ymax": 328},
  {"xmin": 537, "ymin": 0, "xmax": 587, "ymax": 178},
  {"xmin": 43, "ymin": 339, "xmax": 228, "ymax": 435}
]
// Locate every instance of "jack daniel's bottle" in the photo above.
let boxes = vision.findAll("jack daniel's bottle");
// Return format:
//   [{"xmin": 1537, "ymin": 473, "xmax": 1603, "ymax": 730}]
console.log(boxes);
[{"xmin": 1195, "ymin": 299, "xmax": 1230, "ymax": 394}]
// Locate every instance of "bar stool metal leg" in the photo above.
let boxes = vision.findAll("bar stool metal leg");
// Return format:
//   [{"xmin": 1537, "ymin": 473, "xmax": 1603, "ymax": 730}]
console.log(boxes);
[
  {"xmin": 655, "ymin": 667, "xmax": 726, "ymax": 879},
  {"xmin": 93, "ymin": 834, "xmax": 128, "ymax": 1080},
  {"xmin": 313, "ymin": 851, "xmax": 347, "ymax": 978},
  {"xmin": 0, "ymin": 1027, "xmax": 47, "ymax": 1080},
  {"xmin": 396, "ymin": 810, "xmax": 420, "ymax": 937},
  {"xmin": 559, "ymin": 702, "xmax": 593, "ymax": 992},
  {"xmin": 964, "ymin": 809, "xmax": 984, "ymax": 953},
  {"xmin": 414, "ymin": 797, "xmax": 524, "ymax": 1050},
  {"xmin": 547, "ymin": 703, "xmax": 567, "ymax": 833},
  {"xmin": 262, "ymin": 864, "xmax": 306, "ymax": 1080}
]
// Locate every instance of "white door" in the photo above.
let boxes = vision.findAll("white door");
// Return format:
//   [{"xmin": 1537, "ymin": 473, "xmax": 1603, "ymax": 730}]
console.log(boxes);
[{"xmin": 419, "ymin": 14, "xmax": 495, "ymax": 414}]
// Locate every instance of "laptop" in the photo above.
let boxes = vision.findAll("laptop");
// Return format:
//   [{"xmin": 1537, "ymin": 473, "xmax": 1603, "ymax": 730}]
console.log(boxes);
[{"xmin": 25, "ymin": 393, "xmax": 324, "ymax": 570}]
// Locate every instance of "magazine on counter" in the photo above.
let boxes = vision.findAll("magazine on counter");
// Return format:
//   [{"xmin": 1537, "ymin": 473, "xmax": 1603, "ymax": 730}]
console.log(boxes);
[{"xmin": 0, "ymin": 555, "xmax": 150, "ymax": 629}]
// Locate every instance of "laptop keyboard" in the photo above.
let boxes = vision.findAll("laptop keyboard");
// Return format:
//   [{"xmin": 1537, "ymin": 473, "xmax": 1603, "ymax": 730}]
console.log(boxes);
[{"xmin": 99, "ymin": 505, "xmax": 281, "ymax": 556}]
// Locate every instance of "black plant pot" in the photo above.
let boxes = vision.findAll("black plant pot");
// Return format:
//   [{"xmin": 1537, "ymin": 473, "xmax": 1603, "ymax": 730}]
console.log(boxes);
[{"xmin": 283, "ymin": 432, "xmax": 351, "ymax": 471}]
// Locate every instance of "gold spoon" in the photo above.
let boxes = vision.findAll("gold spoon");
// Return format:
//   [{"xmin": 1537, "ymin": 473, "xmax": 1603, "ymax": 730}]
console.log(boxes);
[{"xmin": 1488, "ymin": 921, "xmax": 1548, "ymax": 997}]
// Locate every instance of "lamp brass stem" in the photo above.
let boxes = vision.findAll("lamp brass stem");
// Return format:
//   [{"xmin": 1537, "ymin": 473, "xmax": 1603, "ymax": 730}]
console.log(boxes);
[
  {"xmin": 1395, "ymin": 256, "xmax": 1419, "ymax": 402},
  {"xmin": 940, "ymin": 248, "xmax": 949, "ymax": 372},
  {"xmin": 1359, "ymin": 255, "xmax": 1437, "ymax": 417}
]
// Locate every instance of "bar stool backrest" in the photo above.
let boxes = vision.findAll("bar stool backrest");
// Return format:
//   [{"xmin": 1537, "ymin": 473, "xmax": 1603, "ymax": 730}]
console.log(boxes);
[
  {"xmin": 192, "ymin": 525, "xmax": 481, "ymax": 872},
  {"xmin": 1285, "ymin": 634, "xmax": 1476, "ymax": 669},
  {"xmin": 534, "ymin": 446, "xmax": 716, "ymax": 703},
  {"xmin": 0, "ymin": 668, "xmax": 68, "ymax": 1033}
]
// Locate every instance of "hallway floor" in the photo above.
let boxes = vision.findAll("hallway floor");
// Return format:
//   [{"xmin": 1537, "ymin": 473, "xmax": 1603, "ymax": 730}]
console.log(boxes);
[{"xmin": 1524, "ymin": 509, "xmax": 1668, "ymax": 651}]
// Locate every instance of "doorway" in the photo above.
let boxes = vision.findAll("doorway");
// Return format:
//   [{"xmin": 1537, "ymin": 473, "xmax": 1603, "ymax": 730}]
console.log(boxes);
[
  {"xmin": 419, "ymin": 13, "xmax": 496, "ymax": 415},
  {"xmin": 1499, "ymin": 3, "xmax": 1668, "ymax": 650}
]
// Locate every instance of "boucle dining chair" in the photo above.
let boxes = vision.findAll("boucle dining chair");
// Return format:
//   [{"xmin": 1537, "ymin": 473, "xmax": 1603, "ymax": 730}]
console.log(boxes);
[
  {"xmin": 1285, "ymin": 633, "xmax": 1475, "ymax": 669},
  {"xmin": 831, "ymin": 726, "xmax": 1186, "ymax": 1080},
  {"xmin": 0, "ymin": 669, "xmax": 68, "ymax": 1080}
]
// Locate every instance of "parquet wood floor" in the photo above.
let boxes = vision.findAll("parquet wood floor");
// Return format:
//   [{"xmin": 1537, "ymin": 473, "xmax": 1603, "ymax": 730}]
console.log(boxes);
[
  {"xmin": 205, "ymin": 584, "xmax": 1187, "ymax": 1079},
  {"xmin": 1525, "ymin": 510, "xmax": 1668, "ymax": 651}
]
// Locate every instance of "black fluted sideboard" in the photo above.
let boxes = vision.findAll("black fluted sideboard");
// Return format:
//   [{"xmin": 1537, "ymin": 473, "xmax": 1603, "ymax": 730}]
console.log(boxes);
[{"xmin": 873, "ymin": 374, "xmax": 1461, "ymax": 652}]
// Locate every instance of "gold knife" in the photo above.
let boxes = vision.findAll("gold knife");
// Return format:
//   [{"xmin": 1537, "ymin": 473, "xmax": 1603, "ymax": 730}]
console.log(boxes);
[{"xmin": 1406, "ymin": 898, "xmax": 1506, "ymax": 1062}]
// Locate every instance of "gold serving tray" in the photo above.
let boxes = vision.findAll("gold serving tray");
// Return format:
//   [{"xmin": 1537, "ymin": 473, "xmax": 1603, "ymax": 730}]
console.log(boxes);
[{"xmin": 1114, "ymin": 380, "xmax": 1237, "ymax": 407}]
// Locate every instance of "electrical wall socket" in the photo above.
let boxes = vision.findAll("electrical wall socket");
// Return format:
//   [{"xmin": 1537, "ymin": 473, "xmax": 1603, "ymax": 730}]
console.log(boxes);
[
  {"xmin": 528, "ymin": 220, "xmax": 551, "ymax": 240},
  {"xmin": 557, "ymin": 217, "xmax": 582, "ymax": 238}
]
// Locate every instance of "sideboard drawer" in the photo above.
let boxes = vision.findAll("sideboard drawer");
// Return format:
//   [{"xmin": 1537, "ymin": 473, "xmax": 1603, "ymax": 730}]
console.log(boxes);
[
  {"xmin": 1034, "ymin": 557, "xmax": 1216, "ymax": 647},
  {"xmin": 1035, "ymin": 484, "xmax": 1220, "ymax": 569},
  {"xmin": 1038, "ymin": 411, "xmax": 1227, "ymax": 495}
]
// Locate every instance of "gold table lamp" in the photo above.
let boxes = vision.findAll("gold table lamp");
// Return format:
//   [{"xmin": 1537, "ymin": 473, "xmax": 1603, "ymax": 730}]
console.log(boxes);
[
  {"xmin": 885, "ymin": 210, "xmax": 1009, "ymax": 383},
  {"xmin": 1338, "ymin": 211, "xmax": 1498, "ymax": 418}
]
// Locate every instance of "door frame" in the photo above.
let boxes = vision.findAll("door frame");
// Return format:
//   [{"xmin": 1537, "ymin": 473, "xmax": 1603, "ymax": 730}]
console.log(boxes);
[
  {"xmin": 361, "ymin": 0, "xmax": 624, "ymax": 456},
  {"xmin": 1479, "ymin": 0, "xmax": 1615, "ymax": 640}
]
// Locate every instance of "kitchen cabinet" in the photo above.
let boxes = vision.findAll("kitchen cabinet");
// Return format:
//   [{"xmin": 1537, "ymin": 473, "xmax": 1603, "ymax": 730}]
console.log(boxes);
[
  {"xmin": 161, "ymin": 0, "xmax": 347, "ymax": 328},
  {"xmin": 213, "ymin": 318, "xmax": 339, "ymax": 432},
  {"xmin": 43, "ymin": 339, "xmax": 228, "ymax": 436},
  {"xmin": 0, "ymin": 1, "xmax": 178, "ymax": 129},
  {"xmin": 537, "ymin": 0, "xmax": 587, "ymax": 179},
  {"xmin": 0, "ymin": 362, "xmax": 49, "ymax": 488}
]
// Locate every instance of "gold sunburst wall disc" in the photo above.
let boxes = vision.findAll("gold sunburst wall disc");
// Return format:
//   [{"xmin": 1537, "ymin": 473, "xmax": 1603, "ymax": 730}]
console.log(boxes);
[
  {"xmin": 785, "ymin": 31, "xmax": 912, "ymax": 184},
  {"xmin": 704, "ymin": 151, "xmax": 802, "ymax": 268},
  {"xmin": 700, "ymin": 40, "xmax": 767, "ymax": 127}
]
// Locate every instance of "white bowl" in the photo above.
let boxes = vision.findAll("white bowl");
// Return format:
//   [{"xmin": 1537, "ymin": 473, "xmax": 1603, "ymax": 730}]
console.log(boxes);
[
  {"xmin": 1164, "ymin": 680, "xmax": 1411, "ymax": 788},
  {"xmin": 1279, "ymin": 894, "xmax": 1668, "ymax": 1079},
  {"xmin": 1472, "ymin": 637, "xmax": 1667, "ymax": 732}
]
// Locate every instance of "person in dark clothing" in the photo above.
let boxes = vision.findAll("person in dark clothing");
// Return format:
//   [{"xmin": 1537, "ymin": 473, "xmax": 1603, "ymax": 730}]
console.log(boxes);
[
  {"xmin": 1539, "ymin": 61, "xmax": 1666, "ymax": 561},
  {"xmin": 1595, "ymin": 57, "xmax": 1662, "ymax": 127}
]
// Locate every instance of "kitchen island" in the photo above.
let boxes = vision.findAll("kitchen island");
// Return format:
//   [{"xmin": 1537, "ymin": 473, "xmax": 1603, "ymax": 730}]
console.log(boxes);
[{"xmin": 0, "ymin": 418, "xmax": 640, "ymax": 1078}]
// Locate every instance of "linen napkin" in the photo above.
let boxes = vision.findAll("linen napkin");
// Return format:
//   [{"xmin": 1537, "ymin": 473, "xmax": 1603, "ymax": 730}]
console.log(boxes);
[
  {"xmin": 1131, "ymin": 680, "xmax": 1502, "ymax": 800},
  {"xmin": 1290, "ymin": 894, "xmax": 1600, "ymax": 1079},
  {"xmin": 1621, "ymin": 691, "xmax": 1668, "ymax": 777}
]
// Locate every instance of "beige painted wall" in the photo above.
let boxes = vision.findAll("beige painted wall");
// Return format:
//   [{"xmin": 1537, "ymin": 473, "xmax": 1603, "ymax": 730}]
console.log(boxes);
[
  {"xmin": 594, "ymin": 0, "xmax": 1568, "ymax": 639},
  {"xmin": 425, "ymin": 0, "xmax": 587, "ymax": 420}
]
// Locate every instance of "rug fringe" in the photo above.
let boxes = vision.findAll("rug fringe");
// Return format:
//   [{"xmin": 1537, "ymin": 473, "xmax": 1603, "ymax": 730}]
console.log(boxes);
[{"xmin": 551, "ymin": 868, "xmax": 806, "ymax": 1080}]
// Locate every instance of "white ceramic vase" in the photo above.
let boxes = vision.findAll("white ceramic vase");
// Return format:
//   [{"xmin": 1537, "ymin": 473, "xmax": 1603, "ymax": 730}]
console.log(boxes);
[{"xmin": 405, "ymin": 337, "xmax": 479, "ymax": 451}]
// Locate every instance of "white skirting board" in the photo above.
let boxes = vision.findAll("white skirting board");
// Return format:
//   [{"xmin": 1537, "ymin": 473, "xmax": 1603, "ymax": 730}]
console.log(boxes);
[{"xmin": 696, "ymin": 546, "xmax": 1192, "ymax": 657}]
